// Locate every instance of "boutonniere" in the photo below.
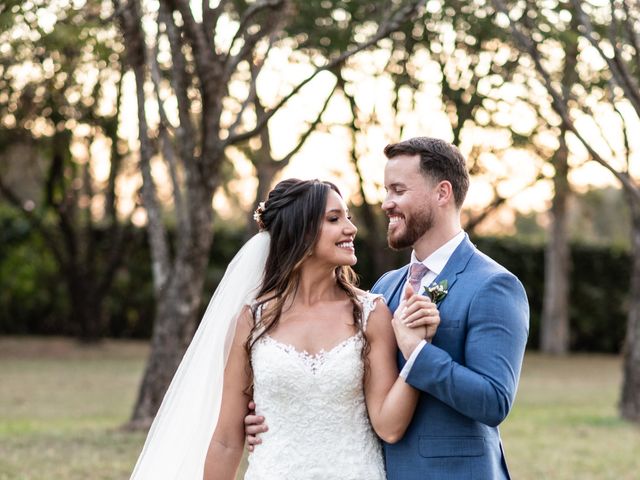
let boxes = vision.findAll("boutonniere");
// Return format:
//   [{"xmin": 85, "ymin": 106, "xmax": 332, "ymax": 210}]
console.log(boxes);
[{"xmin": 424, "ymin": 279, "xmax": 448, "ymax": 304}]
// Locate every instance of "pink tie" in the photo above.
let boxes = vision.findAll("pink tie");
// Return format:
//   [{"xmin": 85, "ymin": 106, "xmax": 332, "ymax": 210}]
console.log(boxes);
[{"xmin": 408, "ymin": 263, "xmax": 429, "ymax": 293}]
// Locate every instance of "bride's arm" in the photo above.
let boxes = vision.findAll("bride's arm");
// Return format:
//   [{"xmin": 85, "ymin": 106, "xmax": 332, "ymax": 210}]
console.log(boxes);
[
  {"xmin": 363, "ymin": 299, "xmax": 424, "ymax": 444},
  {"xmin": 203, "ymin": 306, "xmax": 253, "ymax": 480}
]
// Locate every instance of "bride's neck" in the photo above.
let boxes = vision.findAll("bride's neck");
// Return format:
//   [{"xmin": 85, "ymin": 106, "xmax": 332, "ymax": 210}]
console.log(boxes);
[{"xmin": 294, "ymin": 263, "xmax": 341, "ymax": 306}]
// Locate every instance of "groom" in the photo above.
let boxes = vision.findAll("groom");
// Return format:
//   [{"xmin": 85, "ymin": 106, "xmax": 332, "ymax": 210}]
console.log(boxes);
[{"xmin": 247, "ymin": 137, "xmax": 529, "ymax": 479}]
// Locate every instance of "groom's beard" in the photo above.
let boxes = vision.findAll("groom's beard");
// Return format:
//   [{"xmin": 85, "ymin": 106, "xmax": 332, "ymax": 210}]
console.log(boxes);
[{"xmin": 388, "ymin": 207, "xmax": 434, "ymax": 250}]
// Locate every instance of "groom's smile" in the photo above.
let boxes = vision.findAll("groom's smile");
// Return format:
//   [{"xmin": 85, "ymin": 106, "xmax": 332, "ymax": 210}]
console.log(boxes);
[
  {"xmin": 383, "ymin": 155, "xmax": 435, "ymax": 251},
  {"xmin": 387, "ymin": 213, "xmax": 409, "ymax": 240},
  {"xmin": 388, "ymin": 214, "xmax": 403, "ymax": 228}
]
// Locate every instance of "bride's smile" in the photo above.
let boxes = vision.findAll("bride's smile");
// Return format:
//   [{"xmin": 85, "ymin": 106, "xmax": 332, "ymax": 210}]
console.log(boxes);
[{"xmin": 307, "ymin": 190, "xmax": 358, "ymax": 268}]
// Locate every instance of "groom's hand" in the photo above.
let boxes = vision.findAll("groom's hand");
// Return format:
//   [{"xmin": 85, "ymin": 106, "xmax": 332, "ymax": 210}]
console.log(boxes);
[
  {"xmin": 244, "ymin": 400, "xmax": 268, "ymax": 452},
  {"xmin": 401, "ymin": 288, "xmax": 440, "ymax": 342},
  {"xmin": 395, "ymin": 283, "xmax": 440, "ymax": 341},
  {"xmin": 392, "ymin": 284, "xmax": 428, "ymax": 359}
]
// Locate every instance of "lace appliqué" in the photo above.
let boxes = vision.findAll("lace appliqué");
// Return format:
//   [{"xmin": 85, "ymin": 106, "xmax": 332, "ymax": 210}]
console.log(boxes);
[{"xmin": 261, "ymin": 334, "xmax": 362, "ymax": 374}]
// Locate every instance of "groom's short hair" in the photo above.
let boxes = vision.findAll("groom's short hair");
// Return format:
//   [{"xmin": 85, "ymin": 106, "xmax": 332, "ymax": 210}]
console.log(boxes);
[{"xmin": 384, "ymin": 137, "xmax": 469, "ymax": 209}]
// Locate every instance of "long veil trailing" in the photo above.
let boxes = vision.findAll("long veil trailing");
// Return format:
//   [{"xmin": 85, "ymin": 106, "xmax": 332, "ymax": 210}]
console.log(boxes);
[{"xmin": 130, "ymin": 232, "xmax": 271, "ymax": 479}]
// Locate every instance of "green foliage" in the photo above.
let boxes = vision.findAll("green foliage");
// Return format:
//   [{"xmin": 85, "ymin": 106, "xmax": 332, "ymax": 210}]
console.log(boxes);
[
  {"xmin": 0, "ymin": 0, "xmax": 129, "ymax": 340},
  {"xmin": 0, "ymin": 209, "xmax": 147, "ymax": 337},
  {"xmin": 0, "ymin": 208, "xmax": 631, "ymax": 352},
  {"xmin": 283, "ymin": 0, "xmax": 389, "ymax": 56},
  {"xmin": 0, "ymin": 219, "xmax": 257, "ymax": 338},
  {"xmin": 102, "ymin": 230, "xmax": 155, "ymax": 339},
  {"xmin": 0, "ymin": 209, "xmax": 68, "ymax": 334},
  {"xmin": 0, "ymin": 0, "xmax": 119, "ymax": 138},
  {"xmin": 569, "ymin": 244, "xmax": 629, "ymax": 352}
]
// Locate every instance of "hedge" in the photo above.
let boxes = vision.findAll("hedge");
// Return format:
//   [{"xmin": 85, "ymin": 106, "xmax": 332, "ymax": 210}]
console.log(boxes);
[{"xmin": 0, "ymin": 212, "xmax": 630, "ymax": 352}]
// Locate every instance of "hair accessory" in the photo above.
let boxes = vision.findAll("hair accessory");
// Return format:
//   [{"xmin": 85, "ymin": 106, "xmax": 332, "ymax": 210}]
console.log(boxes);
[{"xmin": 253, "ymin": 201, "xmax": 266, "ymax": 230}]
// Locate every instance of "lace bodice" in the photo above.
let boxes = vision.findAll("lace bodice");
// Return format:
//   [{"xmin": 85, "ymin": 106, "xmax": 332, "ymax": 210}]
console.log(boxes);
[{"xmin": 244, "ymin": 292, "xmax": 386, "ymax": 480}]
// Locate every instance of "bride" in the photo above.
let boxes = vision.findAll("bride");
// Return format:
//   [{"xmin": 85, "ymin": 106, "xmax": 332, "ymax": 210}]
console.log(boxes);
[{"xmin": 130, "ymin": 178, "xmax": 439, "ymax": 479}]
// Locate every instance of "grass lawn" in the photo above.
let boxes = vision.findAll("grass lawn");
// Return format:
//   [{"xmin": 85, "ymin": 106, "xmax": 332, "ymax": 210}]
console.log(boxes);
[{"xmin": 0, "ymin": 337, "xmax": 638, "ymax": 479}]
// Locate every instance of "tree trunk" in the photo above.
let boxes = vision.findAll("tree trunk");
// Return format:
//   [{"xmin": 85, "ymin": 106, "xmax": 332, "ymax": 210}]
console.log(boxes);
[
  {"xmin": 540, "ymin": 134, "xmax": 571, "ymax": 354},
  {"xmin": 540, "ymin": 16, "xmax": 578, "ymax": 355},
  {"xmin": 128, "ymin": 220, "xmax": 213, "ymax": 428},
  {"xmin": 126, "ymin": 123, "xmax": 216, "ymax": 426},
  {"xmin": 244, "ymin": 124, "xmax": 280, "ymax": 239},
  {"xmin": 70, "ymin": 278, "xmax": 104, "ymax": 341},
  {"xmin": 246, "ymin": 162, "xmax": 279, "ymax": 238},
  {"xmin": 621, "ymin": 193, "xmax": 640, "ymax": 422}
]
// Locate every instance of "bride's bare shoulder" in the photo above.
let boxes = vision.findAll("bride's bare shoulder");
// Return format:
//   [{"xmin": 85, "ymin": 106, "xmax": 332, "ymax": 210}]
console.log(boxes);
[{"xmin": 236, "ymin": 304, "xmax": 255, "ymax": 330}]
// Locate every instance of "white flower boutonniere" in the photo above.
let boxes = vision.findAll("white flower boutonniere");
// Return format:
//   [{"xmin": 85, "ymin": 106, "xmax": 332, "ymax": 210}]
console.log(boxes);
[{"xmin": 424, "ymin": 279, "xmax": 449, "ymax": 304}]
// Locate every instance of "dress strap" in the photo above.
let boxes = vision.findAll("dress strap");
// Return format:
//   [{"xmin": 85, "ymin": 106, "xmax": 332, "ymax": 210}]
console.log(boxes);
[
  {"xmin": 250, "ymin": 302, "xmax": 268, "ymax": 342},
  {"xmin": 251, "ymin": 302, "xmax": 263, "ymax": 322},
  {"xmin": 360, "ymin": 292, "xmax": 384, "ymax": 332}
]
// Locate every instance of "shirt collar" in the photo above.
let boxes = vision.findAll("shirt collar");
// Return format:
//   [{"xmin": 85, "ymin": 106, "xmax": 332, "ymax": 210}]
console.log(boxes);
[{"xmin": 409, "ymin": 231, "xmax": 466, "ymax": 276}]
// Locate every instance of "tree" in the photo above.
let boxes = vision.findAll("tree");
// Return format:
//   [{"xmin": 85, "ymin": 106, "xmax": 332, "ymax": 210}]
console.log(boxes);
[
  {"xmin": 490, "ymin": 0, "xmax": 640, "ymax": 421},
  {"xmin": 238, "ymin": 56, "xmax": 338, "ymax": 239},
  {"xmin": 540, "ymin": 6, "xmax": 581, "ymax": 355},
  {"xmin": 541, "ymin": 130, "xmax": 572, "ymax": 354},
  {"xmin": 383, "ymin": 0, "xmax": 551, "ymax": 234},
  {"xmin": 239, "ymin": 0, "xmax": 394, "ymax": 239},
  {"xmin": 114, "ymin": 0, "xmax": 424, "ymax": 428},
  {"xmin": 0, "ymin": 0, "xmax": 131, "ymax": 340},
  {"xmin": 244, "ymin": 0, "xmax": 555, "ymax": 278},
  {"xmin": 311, "ymin": 0, "xmax": 554, "ymax": 276}
]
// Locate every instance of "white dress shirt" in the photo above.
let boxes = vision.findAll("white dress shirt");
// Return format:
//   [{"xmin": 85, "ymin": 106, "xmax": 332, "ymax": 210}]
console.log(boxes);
[{"xmin": 399, "ymin": 230, "xmax": 466, "ymax": 379}]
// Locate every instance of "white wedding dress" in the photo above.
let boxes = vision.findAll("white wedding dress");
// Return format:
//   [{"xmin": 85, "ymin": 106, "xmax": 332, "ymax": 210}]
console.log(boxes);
[{"xmin": 245, "ymin": 292, "xmax": 387, "ymax": 480}]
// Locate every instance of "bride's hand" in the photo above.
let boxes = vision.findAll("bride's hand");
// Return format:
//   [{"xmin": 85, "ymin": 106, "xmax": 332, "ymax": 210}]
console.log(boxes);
[
  {"xmin": 392, "ymin": 284, "xmax": 428, "ymax": 358},
  {"xmin": 392, "ymin": 313, "xmax": 424, "ymax": 360}
]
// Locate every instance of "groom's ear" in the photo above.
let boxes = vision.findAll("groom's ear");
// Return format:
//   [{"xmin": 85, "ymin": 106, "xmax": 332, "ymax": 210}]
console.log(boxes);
[{"xmin": 435, "ymin": 180, "xmax": 453, "ymax": 206}]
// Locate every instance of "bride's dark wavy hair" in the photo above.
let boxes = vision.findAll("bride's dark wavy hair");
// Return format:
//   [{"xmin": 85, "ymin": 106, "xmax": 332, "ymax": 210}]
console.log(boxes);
[{"xmin": 245, "ymin": 179, "xmax": 367, "ymax": 378}]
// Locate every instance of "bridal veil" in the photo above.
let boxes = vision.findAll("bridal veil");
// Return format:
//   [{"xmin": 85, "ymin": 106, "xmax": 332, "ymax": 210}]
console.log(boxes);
[{"xmin": 130, "ymin": 232, "xmax": 270, "ymax": 479}]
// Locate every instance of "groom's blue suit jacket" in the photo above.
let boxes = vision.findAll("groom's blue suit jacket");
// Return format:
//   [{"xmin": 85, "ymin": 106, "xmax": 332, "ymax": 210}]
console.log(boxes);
[{"xmin": 371, "ymin": 234, "xmax": 529, "ymax": 480}]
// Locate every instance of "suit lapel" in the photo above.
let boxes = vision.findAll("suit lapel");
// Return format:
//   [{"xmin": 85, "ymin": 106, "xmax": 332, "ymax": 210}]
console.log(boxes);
[{"xmin": 431, "ymin": 234, "xmax": 475, "ymax": 305}]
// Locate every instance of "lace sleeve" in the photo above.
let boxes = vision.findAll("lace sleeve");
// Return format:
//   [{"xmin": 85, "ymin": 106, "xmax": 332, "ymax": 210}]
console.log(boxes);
[{"xmin": 360, "ymin": 292, "xmax": 385, "ymax": 332}]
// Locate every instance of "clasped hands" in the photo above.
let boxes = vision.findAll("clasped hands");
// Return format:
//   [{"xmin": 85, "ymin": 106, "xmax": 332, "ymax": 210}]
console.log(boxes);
[{"xmin": 392, "ymin": 283, "xmax": 440, "ymax": 359}]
